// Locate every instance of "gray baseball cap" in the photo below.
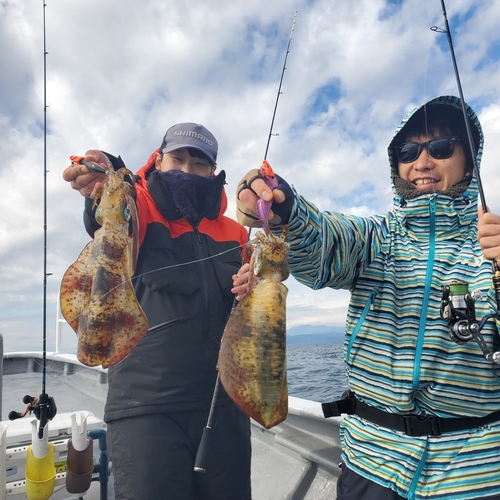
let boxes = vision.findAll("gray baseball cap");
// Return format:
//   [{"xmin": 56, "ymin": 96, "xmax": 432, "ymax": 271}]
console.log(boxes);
[{"xmin": 160, "ymin": 122, "xmax": 218, "ymax": 165}]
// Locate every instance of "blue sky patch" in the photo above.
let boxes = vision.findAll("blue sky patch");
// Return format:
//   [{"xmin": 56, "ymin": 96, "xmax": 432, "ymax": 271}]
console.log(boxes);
[
  {"xmin": 329, "ymin": 181, "xmax": 381, "ymax": 210},
  {"xmin": 308, "ymin": 80, "xmax": 342, "ymax": 115}
]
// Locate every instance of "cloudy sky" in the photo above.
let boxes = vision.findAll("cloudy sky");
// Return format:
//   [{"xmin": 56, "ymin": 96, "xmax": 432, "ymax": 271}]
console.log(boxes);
[{"xmin": 2, "ymin": 0, "xmax": 500, "ymax": 353}]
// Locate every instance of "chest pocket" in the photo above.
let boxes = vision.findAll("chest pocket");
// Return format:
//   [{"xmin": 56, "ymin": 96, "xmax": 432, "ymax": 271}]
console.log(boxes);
[{"xmin": 139, "ymin": 224, "xmax": 200, "ymax": 295}]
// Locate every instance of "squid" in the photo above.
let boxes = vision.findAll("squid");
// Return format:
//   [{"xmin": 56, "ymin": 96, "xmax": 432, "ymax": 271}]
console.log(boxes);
[
  {"xmin": 60, "ymin": 158, "xmax": 148, "ymax": 368},
  {"xmin": 218, "ymin": 161, "xmax": 290, "ymax": 428}
]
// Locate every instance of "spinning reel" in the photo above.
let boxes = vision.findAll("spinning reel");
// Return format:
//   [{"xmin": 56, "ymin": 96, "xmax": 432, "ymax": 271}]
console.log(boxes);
[
  {"xmin": 9, "ymin": 393, "xmax": 57, "ymax": 438},
  {"xmin": 441, "ymin": 282, "xmax": 500, "ymax": 364}
]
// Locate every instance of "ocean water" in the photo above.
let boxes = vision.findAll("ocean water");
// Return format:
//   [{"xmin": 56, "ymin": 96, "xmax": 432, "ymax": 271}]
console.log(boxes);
[
  {"xmin": 51, "ymin": 335, "xmax": 347, "ymax": 404},
  {"xmin": 286, "ymin": 343, "xmax": 347, "ymax": 403}
]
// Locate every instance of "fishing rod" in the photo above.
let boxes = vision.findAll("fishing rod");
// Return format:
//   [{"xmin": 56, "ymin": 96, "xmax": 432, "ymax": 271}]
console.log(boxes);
[
  {"xmin": 264, "ymin": 10, "xmax": 298, "ymax": 161},
  {"xmin": 9, "ymin": 0, "xmax": 57, "ymax": 436},
  {"xmin": 432, "ymin": 0, "xmax": 500, "ymax": 364},
  {"xmin": 256, "ymin": 11, "xmax": 298, "ymax": 232},
  {"xmin": 40, "ymin": 0, "xmax": 57, "ymax": 430},
  {"xmin": 194, "ymin": 11, "xmax": 298, "ymax": 473},
  {"xmin": 430, "ymin": 0, "xmax": 486, "ymax": 210}
]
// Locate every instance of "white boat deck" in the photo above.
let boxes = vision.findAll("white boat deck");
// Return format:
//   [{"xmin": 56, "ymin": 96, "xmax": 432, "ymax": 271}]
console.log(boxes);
[{"xmin": 1, "ymin": 352, "xmax": 341, "ymax": 499}]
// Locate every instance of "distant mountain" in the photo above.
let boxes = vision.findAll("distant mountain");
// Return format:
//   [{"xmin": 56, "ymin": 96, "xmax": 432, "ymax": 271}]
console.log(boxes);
[{"xmin": 286, "ymin": 325, "xmax": 345, "ymax": 345}]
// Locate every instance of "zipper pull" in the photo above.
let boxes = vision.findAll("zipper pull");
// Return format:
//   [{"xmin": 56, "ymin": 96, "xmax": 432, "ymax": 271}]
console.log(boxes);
[{"xmin": 429, "ymin": 195, "xmax": 436, "ymax": 213}]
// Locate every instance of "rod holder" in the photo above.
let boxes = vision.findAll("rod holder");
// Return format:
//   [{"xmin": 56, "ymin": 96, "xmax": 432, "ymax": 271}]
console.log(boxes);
[
  {"xmin": 0, "ymin": 423, "xmax": 7, "ymax": 500},
  {"xmin": 25, "ymin": 419, "xmax": 55, "ymax": 500},
  {"xmin": 65, "ymin": 412, "xmax": 94, "ymax": 495}
]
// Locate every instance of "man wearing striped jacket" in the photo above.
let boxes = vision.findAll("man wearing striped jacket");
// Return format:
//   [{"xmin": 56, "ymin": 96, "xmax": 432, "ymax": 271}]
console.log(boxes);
[{"xmin": 237, "ymin": 96, "xmax": 500, "ymax": 499}]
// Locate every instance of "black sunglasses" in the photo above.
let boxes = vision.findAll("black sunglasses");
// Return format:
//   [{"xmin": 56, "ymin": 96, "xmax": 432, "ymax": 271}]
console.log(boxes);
[{"xmin": 396, "ymin": 137, "xmax": 461, "ymax": 163}]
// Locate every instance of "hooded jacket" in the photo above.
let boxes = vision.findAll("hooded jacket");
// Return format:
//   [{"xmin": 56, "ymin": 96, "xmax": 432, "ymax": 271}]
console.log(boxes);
[
  {"xmin": 83, "ymin": 151, "xmax": 248, "ymax": 421},
  {"xmin": 282, "ymin": 96, "xmax": 500, "ymax": 499}
]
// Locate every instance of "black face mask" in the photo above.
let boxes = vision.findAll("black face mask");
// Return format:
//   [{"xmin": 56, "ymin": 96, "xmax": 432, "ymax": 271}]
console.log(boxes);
[{"xmin": 157, "ymin": 170, "xmax": 216, "ymax": 223}]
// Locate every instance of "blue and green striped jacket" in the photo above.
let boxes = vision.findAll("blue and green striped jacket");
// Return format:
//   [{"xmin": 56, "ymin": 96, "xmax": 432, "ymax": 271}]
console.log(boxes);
[{"xmin": 283, "ymin": 96, "xmax": 500, "ymax": 499}]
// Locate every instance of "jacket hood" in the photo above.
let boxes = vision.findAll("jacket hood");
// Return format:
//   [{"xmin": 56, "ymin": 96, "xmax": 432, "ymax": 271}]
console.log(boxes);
[{"xmin": 387, "ymin": 95, "xmax": 484, "ymax": 203}]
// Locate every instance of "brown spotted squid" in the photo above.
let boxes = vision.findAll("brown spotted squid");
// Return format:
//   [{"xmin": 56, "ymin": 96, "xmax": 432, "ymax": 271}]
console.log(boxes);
[
  {"xmin": 218, "ymin": 161, "xmax": 289, "ymax": 429},
  {"xmin": 60, "ymin": 158, "xmax": 148, "ymax": 368}
]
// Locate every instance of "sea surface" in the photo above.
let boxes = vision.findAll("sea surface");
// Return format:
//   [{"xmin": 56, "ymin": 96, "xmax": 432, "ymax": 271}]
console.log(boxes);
[
  {"xmin": 286, "ymin": 343, "xmax": 347, "ymax": 403},
  {"xmin": 43, "ymin": 334, "xmax": 347, "ymax": 404}
]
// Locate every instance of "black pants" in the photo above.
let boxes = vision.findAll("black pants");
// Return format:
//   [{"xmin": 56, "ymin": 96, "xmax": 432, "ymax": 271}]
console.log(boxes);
[
  {"xmin": 337, "ymin": 465, "xmax": 404, "ymax": 500},
  {"xmin": 107, "ymin": 404, "xmax": 251, "ymax": 500},
  {"xmin": 337, "ymin": 464, "xmax": 500, "ymax": 500}
]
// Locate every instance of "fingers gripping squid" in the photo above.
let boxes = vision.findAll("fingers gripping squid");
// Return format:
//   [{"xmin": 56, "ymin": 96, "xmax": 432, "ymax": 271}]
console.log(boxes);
[
  {"xmin": 60, "ymin": 159, "xmax": 148, "ymax": 368},
  {"xmin": 218, "ymin": 161, "xmax": 290, "ymax": 429}
]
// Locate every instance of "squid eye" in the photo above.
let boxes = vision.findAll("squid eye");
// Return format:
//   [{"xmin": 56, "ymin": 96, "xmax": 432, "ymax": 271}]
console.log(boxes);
[
  {"xmin": 252, "ymin": 247, "xmax": 264, "ymax": 276},
  {"xmin": 253, "ymin": 258, "xmax": 260, "ymax": 275},
  {"xmin": 123, "ymin": 205, "xmax": 131, "ymax": 221}
]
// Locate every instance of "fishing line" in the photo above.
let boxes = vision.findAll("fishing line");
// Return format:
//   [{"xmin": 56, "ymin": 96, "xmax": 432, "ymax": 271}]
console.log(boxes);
[
  {"xmin": 0, "ymin": 215, "xmax": 77, "ymax": 265},
  {"xmin": 62, "ymin": 243, "xmax": 246, "ymax": 325},
  {"xmin": 127, "ymin": 243, "xmax": 244, "ymax": 277},
  {"xmin": 30, "ymin": 356, "xmax": 103, "ymax": 387},
  {"xmin": 421, "ymin": 22, "xmax": 438, "ymax": 191},
  {"xmin": 404, "ymin": 1, "xmax": 444, "ymax": 194}
]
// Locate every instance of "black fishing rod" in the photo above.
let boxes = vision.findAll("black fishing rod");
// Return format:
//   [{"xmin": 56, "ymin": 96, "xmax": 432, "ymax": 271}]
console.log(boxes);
[
  {"xmin": 39, "ymin": 0, "xmax": 57, "ymax": 438},
  {"xmin": 9, "ymin": 0, "xmax": 57, "ymax": 436},
  {"xmin": 430, "ymin": 0, "xmax": 486, "ymax": 210},
  {"xmin": 264, "ymin": 10, "xmax": 298, "ymax": 161},
  {"xmin": 193, "ymin": 11, "xmax": 298, "ymax": 473},
  {"xmin": 433, "ymin": 0, "xmax": 500, "ymax": 364}
]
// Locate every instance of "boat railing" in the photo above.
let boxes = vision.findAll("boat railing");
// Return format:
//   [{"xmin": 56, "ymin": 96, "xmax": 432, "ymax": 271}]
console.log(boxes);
[
  {"xmin": 55, "ymin": 291, "xmax": 67, "ymax": 355},
  {"xmin": 0, "ymin": 334, "xmax": 3, "ymax": 419}
]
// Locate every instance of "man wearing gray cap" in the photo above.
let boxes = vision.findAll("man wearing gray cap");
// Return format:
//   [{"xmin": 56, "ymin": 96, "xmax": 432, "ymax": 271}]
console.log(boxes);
[{"xmin": 63, "ymin": 123, "xmax": 252, "ymax": 500}]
